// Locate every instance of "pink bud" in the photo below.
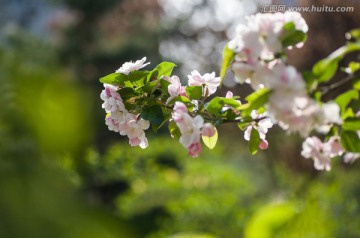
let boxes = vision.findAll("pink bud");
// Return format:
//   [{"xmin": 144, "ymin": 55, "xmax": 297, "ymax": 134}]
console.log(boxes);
[
  {"xmin": 173, "ymin": 102, "xmax": 188, "ymax": 114},
  {"xmin": 259, "ymin": 140, "xmax": 269, "ymax": 150},
  {"xmin": 225, "ymin": 91, "xmax": 234, "ymax": 98},
  {"xmin": 188, "ymin": 142, "xmax": 202, "ymax": 157},
  {"xmin": 202, "ymin": 123, "xmax": 216, "ymax": 137}
]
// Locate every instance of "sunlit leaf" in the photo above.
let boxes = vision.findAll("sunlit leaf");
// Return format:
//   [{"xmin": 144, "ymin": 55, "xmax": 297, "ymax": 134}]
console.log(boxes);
[
  {"xmin": 353, "ymin": 78, "xmax": 360, "ymax": 90},
  {"xmin": 242, "ymin": 88, "xmax": 271, "ymax": 116},
  {"xmin": 202, "ymin": 127, "xmax": 218, "ymax": 149},
  {"xmin": 220, "ymin": 44, "xmax": 235, "ymax": 81},
  {"xmin": 313, "ymin": 43, "xmax": 360, "ymax": 82},
  {"xmin": 335, "ymin": 89, "xmax": 359, "ymax": 113},
  {"xmin": 347, "ymin": 28, "xmax": 360, "ymax": 41},
  {"xmin": 206, "ymin": 97, "xmax": 241, "ymax": 116},
  {"xmin": 244, "ymin": 202, "xmax": 297, "ymax": 238},
  {"xmin": 154, "ymin": 62, "xmax": 176, "ymax": 77},
  {"xmin": 312, "ymin": 58, "xmax": 340, "ymax": 83}
]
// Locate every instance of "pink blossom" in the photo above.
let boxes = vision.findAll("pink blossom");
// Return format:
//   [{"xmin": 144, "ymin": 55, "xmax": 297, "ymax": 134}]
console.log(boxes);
[
  {"xmin": 187, "ymin": 70, "xmax": 220, "ymax": 96},
  {"xmin": 119, "ymin": 113, "xmax": 150, "ymax": 149},
  {"xmin": 164, "ymin": 75, "xmax": 185, "ymax": 104},
  {"xmin": 232, "ymin": 61, "xmax": 255, "ymax": 84},
  {"xmin": 172, "ymin": 102, "xmax": 188, "ymax": 122},
  {"xmin": 115, "ymin": 57, "xmax": 150, "ymax": 75},
  {"xmin": 188, "ymin": 142, "xmax": 202, "ymax": 157},
  {"xmin": 225, "ymin": 91, "xmax": 234, "ymax": 98},
  {"xmin": 105, "ymin": 115, "xmax": 120, "ymax": 132},
  {"xmin": 301, "ymin": 136, "xmax": 342, "ymax": 171},
  {"xmin": 172, "ymin": 102, "xmax": 204, "ymax": 156},
  {"xmin": 177, "ymin": 114, "xmax": 204, "ymax": 148},
  {"xmin": 202, "ymin": 123, "xmax": 216, "ymax": 137},
  {"xmin": 316, "ymin": 102, "xmax": 342, "ymax": 134},
  {"xmin": 259, "ymin": 140, "xmax": 269, "ymax": 150},
  {"xmin": 100, "ymin": 84, "xmax": 123, "ymax": 113},
  {"xmin": 325, "ymin": 136, "xmax": 344, "ymax": 157},
  {"xmin": 344, "ymin": 153, "xmax": 360, "ymax": 164}
]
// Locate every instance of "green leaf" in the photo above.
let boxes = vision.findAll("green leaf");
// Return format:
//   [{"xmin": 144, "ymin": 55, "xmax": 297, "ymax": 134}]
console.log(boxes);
[
  {"xmin": 302, "ymin": 71, "xmax": 318, "ymax": 91},
  {"xmin": 312, "ymin": 58, "xmax": 340, "ymax": 83},
  {"xmin": 206, "ymin": 97, "xmax": 240, "ymax": 116},
  {"xmin": 160, "ymin": 78, "xmax": 171, "ymax": 90},
  {"xmin": 220, "ymin": 44, "xmax": 235, "ymax": 81},
  {"xmin": 353, "ymin": 78, "xmax": 360, "ymax": 90},
  {"xmin": 202, "ymin": 127, "xmax": 218, "ymax": 150},
  {"xmin": 242, "ymin": 88, "xmax": 271, "ymax": 116},
  {"xmin": 342, "ymin": 108, "xmax": 355, "ymax": 120},
  {"xmin": 281, "ymin": 22, "xmax": 307, "ymax": 48},
  {"xmin": 341, "ymin": 130, "xmax": 360, "ymax": 152},
  {"xmin": 127, "ymin": 70, "xmax": 152, "ymax": 87},
  {"xmin": 185, "ymin": 86, "xmax": 203, "ymax": 100},
  {"xmin": 154, "ymin": 62, "xmax": 176, "ymax": 77},
  {"xmin": 342, "ymin": 118, "xmax": 360, "ymax": 131},
  {"xmin": 238, "ymin": 119, "xmax": 251, "ymax": 130},
  {"xmin": 347, "ymin": 28, "xmax": 360, "ymax": 41},
  {"xmin": 244, "ymin": 202, "xmax": 297, "ymax": 238},
  {"xmin": 146, "ymin": 69, "xmax": 159, "ymax": 82},
  {"xmin": 168, "ymin": 120, "xmax": 181, "ymax": 139},
  {"xmin": 99, "ymin": 73, "xmax": 124, "ymax": 85},
  {"xmin": 335, "ymin": 89, "xmax": 359, "ymax": 113},
  {"xmin": 167, "ymin": 96, "xmax": 191, "ymax": 107},
  {"xmin": 249, "ymin": 128, "xmax": 260, "ymax": 155},
  {"xmin": 347, "ymin": 62, "xmax": 360, "ymax": 74},
  {"xmin": 313, "ymin": 43, "xmax": 360, "ymax": 82},
  {"xmin": 142, "ymin": 80, "xmax": 160, "ymax": 94},
  {"xmin": 140, "ymin": 105, "xmax": 165, "ymax": 130},
  {"xmin": 206, "ymin": 98, "xmax": 223, "ymax": 115},
  {"xmin": 117, "ymin": 87, "xmax": 138, "ymax": 101}
]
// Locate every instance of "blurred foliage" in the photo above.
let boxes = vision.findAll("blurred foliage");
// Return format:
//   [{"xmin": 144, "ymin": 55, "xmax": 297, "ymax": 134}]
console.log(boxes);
[{"xmin": 1, "ymin": 0, "xmax": 360, "ymax": 238}]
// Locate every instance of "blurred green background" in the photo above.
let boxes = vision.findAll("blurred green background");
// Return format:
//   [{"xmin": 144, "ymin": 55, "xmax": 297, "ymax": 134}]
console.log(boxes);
[{"xmin": 1, "ymin": 0, "xmax": 360, "ymax": 237}]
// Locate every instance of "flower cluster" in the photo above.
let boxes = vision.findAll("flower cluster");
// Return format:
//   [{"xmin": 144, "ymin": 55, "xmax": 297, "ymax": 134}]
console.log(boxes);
[
  {"xmin": 100, "ymin": 11, "xmax": 360, "ymax": 172},
  {"xmin": 100, "ymin": 59, "xmax": 151, "ymax": 148}
]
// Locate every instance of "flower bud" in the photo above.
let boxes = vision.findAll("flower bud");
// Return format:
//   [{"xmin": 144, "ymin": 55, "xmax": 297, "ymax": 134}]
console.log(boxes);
[{"xmin": 202, "ymin": 123, "xmax": 216, "ymax": 137}]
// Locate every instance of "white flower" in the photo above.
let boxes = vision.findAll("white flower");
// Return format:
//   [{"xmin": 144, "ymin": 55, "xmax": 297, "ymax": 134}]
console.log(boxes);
[
  {"xmin": 344, "ymin": 153, "xmax": 360, "ymax": 164},
  {"xmin": 232, "ymin": 61, "xmax": 256, "ymax": 84},
  {"xmin": 325, "ymin": 136, "xmax": 344, "ymax": 157},
  {"xmin": 100, "ymin": 84, "xmax": 123, "ymax": 113},
  {"xmin": 244, "ymin": 111, "xmax": 273, "ymax": 150},
  {"xmin": 301, "ymin": 136, "xmax": 332, "ymax": 171},
  {"xmin": 119, "ymin": 113, "xmax": 150, "ymax": 149},
  {"xmin": 172, "ymin": 102, "xmax": 204, "ymax": 157},
  {"xmin": 301, "ymin": 136, "xmax": 343, "ymax": 171},
  {"xmin": 316, "ymin": 102, "xmax": 342, "ymax": 134},
  {"xmin": 115, "ymin": 57, "xmax": 150, "ymax": 75},
  {"xmin": 164, "ymin": 75, "xmax": 185, "ymax": 104},
  {"xmin": 284, "ymin": 11, "xmax": 309, "ymax": 33},
  {"xmin": 187, "ymin": 70, "xmax": 220, "ymax": 97},
  {"xmin": 268, "ymin": 95, "xmax": 320, "ymax": 136}
]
